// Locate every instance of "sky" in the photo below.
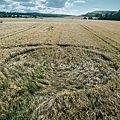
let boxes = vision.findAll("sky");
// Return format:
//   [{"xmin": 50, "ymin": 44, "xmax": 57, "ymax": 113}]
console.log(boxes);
[{"xmin": 0, "ymin": 0, "xmax": 120, "ymax": 15}]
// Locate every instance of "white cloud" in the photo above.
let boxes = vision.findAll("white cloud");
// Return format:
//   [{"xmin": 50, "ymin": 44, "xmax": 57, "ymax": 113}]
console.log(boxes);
[
  {"xmin": 65, "ymin": 0, "xmax": 73, "ymax": 8},
  {"xmin": 45, "ymin": 0, "xmax": 67, "ymax": 8},
  {"xmin": 87, "ymin": 8, "xmax": 100, "ymax": 12},
  {"xmin": 5, "ymin": 0, "xmax": 13, "ymax": 2},
  {"xmin": 74, "ymin": 0, "xmax": 86, "ymax": 4},
  {"xmin": 0, "ymin": 0, "xmax": 82, "ymax": 15},
  {"xmin": 81, "ymin": 8, "xmax": 100, "ymax": 14},
  {"xmin": 13, "ymin": 0, "xmax": 30, "ymax": 2}
]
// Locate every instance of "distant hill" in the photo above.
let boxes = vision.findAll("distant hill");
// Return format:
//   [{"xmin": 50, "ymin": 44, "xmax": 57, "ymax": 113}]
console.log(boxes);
[
  {"xmin": 90, "ymin": 11, "xmax": 116, "ymax": 15},
  {"xmin": 81, "ymin": 10, "xmax": 120, "ymax": 21},
  {"xmin": 82, "ymin": 11, "xmax": 117, "ymax": 17},
  {"xmin": 0, "ymin": 12, "xmax": 72, "ymax": 18}
]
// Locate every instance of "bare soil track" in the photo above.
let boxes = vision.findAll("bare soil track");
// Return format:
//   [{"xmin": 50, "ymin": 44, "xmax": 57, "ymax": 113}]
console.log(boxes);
[{"xmin": 0, "ymin": 18, "xmax": 120, "ymax": 120}]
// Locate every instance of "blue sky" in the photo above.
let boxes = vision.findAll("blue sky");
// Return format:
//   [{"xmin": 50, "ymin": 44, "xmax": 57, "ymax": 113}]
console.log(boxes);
[{"xmin": 0, "ymin": 0, "xmax": 120, "ymax": 15}]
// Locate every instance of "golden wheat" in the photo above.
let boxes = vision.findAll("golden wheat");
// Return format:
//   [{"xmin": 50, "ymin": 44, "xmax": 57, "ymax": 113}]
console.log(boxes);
[{"xmin": 0, "ymin": 18, "xmax": 120, "ymax": 120}]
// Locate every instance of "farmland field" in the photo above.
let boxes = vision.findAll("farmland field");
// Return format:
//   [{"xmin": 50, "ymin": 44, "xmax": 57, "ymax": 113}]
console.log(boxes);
[{"xmin": 0, "ymin": 18, "xmax": 120, "ymax": 120}]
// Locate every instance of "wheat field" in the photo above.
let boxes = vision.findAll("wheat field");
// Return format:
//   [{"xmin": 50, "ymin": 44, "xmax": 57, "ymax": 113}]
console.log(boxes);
[{"xmin": 0, "ymin": 18, "xmax": 120, "ymax": 120}]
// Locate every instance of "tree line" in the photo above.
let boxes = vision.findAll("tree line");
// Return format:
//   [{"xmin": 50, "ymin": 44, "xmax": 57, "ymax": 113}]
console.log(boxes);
[
  {"xmin": 95, "ymin": 10, "xmax": 120, "ymax": 20},
  {"xmin": 0, "ymin": 12, "xmax": 71, "ymax": 18},
  {"xmin": 82, "ymin": 10, "xmax": 120, "ymax": 21}
]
